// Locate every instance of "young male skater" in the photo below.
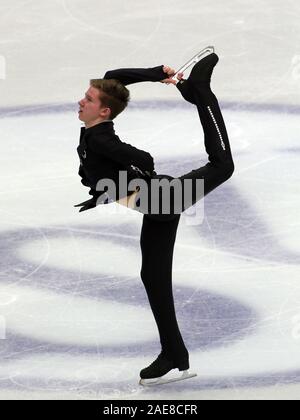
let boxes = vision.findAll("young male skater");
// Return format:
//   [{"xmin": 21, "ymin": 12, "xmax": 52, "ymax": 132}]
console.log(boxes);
[{"xmin": 75, "ymin": 48, "xmax": 234, "ymax": 385}]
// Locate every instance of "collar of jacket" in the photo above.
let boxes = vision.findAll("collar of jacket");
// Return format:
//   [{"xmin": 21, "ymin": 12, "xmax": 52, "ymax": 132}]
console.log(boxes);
[{"xmin": 80, "ymin": 120, "xmax": 115, "ymax": 140}]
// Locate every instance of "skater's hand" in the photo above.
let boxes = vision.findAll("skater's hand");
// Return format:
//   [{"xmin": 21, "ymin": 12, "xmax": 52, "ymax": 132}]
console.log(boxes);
[{"xmin": 160, "ymin": 65, "xmax": 184, "ymax": 85}]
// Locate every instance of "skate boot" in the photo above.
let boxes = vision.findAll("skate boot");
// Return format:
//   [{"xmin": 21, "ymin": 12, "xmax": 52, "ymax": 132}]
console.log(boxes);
[
  {"xmin": 188, "ymin": 52, "xmax": 219, "ymax": 85},
  {"xmin": 139, "ymin": 352, "xmax": 197, "ymax": 386},
  {"xmin": 176, "ymin": 49, "xmax": 219, "ymax": 105}
]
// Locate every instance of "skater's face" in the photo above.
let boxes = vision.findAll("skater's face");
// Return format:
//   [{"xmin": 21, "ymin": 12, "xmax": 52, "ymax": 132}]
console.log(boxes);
[{"xmin": 78, "ymin": 86, "xmax": 111, "ymax": 128}]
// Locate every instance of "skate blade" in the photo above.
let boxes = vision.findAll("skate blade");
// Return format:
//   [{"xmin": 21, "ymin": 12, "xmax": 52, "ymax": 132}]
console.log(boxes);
[
  {"xmin": 139, "ymin": 370, "xmax": 197, "ymax": 387},
  {"xmin": 172, "ymin": 46, "xmax": 215, "ymax": 80}
]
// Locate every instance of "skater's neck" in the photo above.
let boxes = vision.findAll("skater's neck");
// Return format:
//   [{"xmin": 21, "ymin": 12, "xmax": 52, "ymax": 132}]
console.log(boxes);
[{"xmin": 85, "ymin": 118, "xmax": 112, "ymax": 129}]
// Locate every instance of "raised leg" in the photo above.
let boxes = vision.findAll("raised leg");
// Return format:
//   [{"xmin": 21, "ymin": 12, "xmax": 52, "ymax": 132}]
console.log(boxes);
[{"xmin": 177, "ymin": 53, "xmax": 234, "ymax": 208}]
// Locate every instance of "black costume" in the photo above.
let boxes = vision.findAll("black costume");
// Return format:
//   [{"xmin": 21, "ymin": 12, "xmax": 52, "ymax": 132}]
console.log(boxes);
[
  {"xmin": 77, "ymin": 66, "xmax": 166, "ymax": 208},
  {"xmin": 76, "ymin": 56, "xmax": 234, "ymax": 371}
]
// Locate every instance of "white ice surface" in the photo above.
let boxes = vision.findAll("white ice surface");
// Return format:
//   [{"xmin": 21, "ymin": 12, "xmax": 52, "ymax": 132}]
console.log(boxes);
[{"xmin": 0, "ymin": 0, "xmax": 300, "ymax": 401}]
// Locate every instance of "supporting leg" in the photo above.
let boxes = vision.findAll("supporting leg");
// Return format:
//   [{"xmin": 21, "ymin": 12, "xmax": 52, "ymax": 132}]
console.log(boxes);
[{"xmin": 140, "ymin": 213, "xmax": 189, "ymax": 365}]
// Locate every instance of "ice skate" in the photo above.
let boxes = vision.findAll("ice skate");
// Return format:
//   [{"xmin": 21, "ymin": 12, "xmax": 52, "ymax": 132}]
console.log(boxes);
[
  {"xmin": 188, "ymin": 51, "xmax": 219, "ymax": 85},
  {"xmin": 171, "ymin": 46, "xmax": 215, "ymax": 82},
  {"xmin": 139, "ymin": 369, "xmax": 197, "ymax": 386},
  {"xmin": 176, "ymin": 47, "xmax": 219, "ymax": 104},
  {"xmin": 139, "ymin": 353, "xmax": 197, "ymax": 386}
]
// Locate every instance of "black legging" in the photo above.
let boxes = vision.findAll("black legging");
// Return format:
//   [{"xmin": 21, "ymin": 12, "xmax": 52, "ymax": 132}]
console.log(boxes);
[{"xmin": 139, "ymin": 81, "xmax": 234, "ymax": 364}]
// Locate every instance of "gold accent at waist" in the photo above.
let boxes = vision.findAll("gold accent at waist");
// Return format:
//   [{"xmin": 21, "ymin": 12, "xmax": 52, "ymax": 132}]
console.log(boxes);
[{"xmin": 116, "ymin": 190, "xmax": 139, "ymax": 209}]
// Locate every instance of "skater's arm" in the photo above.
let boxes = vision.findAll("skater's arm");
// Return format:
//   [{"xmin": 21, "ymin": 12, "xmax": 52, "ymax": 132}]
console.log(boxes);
[
  {"xmin": 90, "ymin": 134, "xmax": 155, "ymax": 173},
  {"xmin": 103, "ymin": 65, "xmax": 169, "ymax": 86}
]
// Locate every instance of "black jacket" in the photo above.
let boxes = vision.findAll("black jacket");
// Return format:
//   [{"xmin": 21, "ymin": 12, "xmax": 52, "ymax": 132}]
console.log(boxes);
[{"xmin": 77, "ymin": 65, "xmax": 166, "ymax": 206}]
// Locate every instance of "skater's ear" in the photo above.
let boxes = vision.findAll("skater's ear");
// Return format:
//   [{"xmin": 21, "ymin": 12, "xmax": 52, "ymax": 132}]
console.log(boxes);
[{"xmin": 98, "ymin": 104, "xmax": 112, "ymax": 120}]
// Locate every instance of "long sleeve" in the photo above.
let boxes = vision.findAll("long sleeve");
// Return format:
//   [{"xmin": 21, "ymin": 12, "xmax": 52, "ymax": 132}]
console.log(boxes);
[
  {"xmin": 103, "ymin": 65, "xmax": 166, "ymax": 86},
  {"xmin": 89, "ymin": 134, "xmax": 155, "ymax": 173}
]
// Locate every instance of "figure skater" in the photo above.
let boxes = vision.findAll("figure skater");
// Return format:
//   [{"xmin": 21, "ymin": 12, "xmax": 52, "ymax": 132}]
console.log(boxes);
[{"xmin": 75, "ymin": 48, "xmax": 234, "ymax": 385}]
